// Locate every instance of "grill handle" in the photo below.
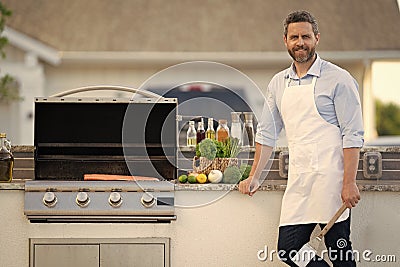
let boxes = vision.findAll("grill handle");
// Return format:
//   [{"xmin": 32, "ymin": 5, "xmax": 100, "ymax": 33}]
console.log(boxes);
[{"xmin": 50, "ymin": 85, "xmax": 163, "ymax": 98}]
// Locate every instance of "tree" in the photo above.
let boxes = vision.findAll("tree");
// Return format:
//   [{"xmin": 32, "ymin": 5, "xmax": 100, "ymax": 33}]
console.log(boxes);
[
  {"xmin": 375, "ymin": 99, "xmax": 400, "ymax": 135},
  {"xmin": 0, "ymin": 1, "xmax": 21, "ymax": 103},
  {"xmin": 0, "ymin": 1, "xmax": 11, "ymax": 58}
]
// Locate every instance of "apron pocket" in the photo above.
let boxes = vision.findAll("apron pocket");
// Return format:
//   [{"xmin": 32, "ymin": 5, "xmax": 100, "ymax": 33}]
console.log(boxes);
[{"xmin": 290, "ymin": 142, "xmax": 318, "ymax": 174}]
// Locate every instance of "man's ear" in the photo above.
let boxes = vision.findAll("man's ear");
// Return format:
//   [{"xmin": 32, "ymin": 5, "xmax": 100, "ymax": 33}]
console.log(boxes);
[{"xmin": 315, "ymin": 33, "xmax": 320, "ymax": 45}]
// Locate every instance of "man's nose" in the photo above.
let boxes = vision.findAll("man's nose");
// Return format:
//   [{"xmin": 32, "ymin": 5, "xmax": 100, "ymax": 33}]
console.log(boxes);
[{"xmin": 297, "ymin": 37, "xmax": 304, "ymax": 46}]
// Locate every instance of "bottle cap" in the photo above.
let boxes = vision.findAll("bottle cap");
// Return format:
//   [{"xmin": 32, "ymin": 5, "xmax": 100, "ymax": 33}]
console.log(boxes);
[
  {"xmin": 243, "ymin": 112, "xmax": 253, "ymax": 121},
  {"xmin": 218, "ymin": 119, "xmax": 227, "ymax": 124},
  {"xmin": 231, "ymin": 112, "xmax": 240, "ymax": 122},
  {"xmin": 0, "ymin": 133, "xmax": 6, "ymax": 138}
]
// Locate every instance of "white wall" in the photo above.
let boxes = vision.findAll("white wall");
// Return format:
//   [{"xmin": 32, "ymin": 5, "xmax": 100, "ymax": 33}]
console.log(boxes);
[{"xmin": 0, "ymin": 61, "xmax": 45, "ymax": 144}]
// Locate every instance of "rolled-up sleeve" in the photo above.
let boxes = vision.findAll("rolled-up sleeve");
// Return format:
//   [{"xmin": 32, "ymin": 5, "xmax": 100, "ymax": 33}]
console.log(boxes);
[
  {"xmin": 255, "ymin": 82, "xmax": 283, "ymax": 147},
  {"xmin": 334, "ymin": 72, "xmax": 364, "ymax": 148}
]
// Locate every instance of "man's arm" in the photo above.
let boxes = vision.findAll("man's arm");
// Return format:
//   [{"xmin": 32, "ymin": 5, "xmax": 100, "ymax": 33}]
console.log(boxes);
[
  {"xmin": 238, "ymin": 142, "xmax": 273, "ymax": 196},
  {"xmin": 333, "ymin": 73, "xmax": 363, "ymax": 208},
  {"xmin": 342, "ymin": 147, "xmax": 361, "ymax": 208},
  {"xmin": 238, "ymin": 74, "xmax": 283, "ymax": 196}
]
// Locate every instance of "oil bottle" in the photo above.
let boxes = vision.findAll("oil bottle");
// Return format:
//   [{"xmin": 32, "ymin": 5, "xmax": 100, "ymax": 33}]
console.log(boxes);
[
  {"xmin": 206, "ymin": 118, "xmax": 216, "ymax": 140},
  {"xmin": 186, "ymin": 121, "xmax": 197, "ymax": 147},
  {"xmin": 0, "ymin": 133, "xmax": 14, "ymax": 182},
  {"xmin": 216, "ymin": 119, "xmax": 230, "ymax": 142},
  {"xmin": 196, "ymin": 118, "xmax": 206, "ymax": 144},
  {"xmin": 242, "ymin": 112, "xmax": 255, "ymax": 147}
]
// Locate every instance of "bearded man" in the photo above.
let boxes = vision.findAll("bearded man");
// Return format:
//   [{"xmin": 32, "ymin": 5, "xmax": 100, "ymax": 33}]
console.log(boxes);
[{"xmin": 239, "ymin": 10, "xmax": 363, "ymax": 267}]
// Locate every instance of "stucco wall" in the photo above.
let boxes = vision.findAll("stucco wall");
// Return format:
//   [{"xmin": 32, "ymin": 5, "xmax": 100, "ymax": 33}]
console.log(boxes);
[{"xmin": 0, "ymin": 189, "xmax": 398, "ymax": 266}]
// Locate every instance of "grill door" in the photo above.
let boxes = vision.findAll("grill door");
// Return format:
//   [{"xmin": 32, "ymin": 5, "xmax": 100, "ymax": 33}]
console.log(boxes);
[
  {"xmin": 100, "ymin": 244, "xmax": 165, "ymax": 267},
  {"xmin": 33, "ymin": 244, "xmax": 99, "ymax": 267},
  {"xmin": 30, "ymin": 238, "xmax": 170, "ymax": 267}
]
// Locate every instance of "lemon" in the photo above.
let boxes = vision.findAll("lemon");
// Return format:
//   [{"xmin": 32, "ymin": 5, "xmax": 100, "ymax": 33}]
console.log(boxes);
[
  {"xmin": 178, "ymin": 174, "xmax": 188, "ymax": 183},
  {"xmin": 196, "ymin": 173, "xmax": 207, "ymax": 184},
  {"xmin": 188, "ymin": 174, "xmax": 197, "ymax": 184}
]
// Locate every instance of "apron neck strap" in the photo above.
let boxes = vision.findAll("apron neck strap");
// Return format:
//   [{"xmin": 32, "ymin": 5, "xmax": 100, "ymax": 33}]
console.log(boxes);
[
  {"xmin": 286, "ymin": 75, "xmax": 317, "ymax": 88},
  {"xmin": 311, "ymin": 76, "xmax": 317, "ymax": 86}
]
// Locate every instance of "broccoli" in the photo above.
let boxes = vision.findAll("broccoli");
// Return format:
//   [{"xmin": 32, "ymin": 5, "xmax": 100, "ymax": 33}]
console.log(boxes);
[
  {"xmin": 240, "ymin": 164, "xmax": 252, "ymax": 181},
  {"xmin": 223, "ymin": 165, "xmax": 242, "ymax": 184},
  {"xmin": 198, "ymin": 138, "xmax": 217, "ymax": 160}
]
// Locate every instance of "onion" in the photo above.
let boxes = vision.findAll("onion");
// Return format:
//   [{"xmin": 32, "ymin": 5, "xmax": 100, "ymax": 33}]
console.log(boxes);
[{"xmin": 208, "ymin": 170, "xmax": 223, "ymax": 183}]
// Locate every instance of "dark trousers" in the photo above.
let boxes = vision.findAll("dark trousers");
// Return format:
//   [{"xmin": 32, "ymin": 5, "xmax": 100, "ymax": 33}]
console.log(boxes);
[{"xmin": 277, "ymin": 215, "xmax": 356, "ymax": 267}]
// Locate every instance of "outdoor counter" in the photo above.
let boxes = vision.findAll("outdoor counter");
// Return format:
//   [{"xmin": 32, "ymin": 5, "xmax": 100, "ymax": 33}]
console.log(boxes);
[
  {"xmin": 1, "ymin": 182, "xmax": 399, "ymax": 267},
  {"xmin": 2, "ymin": 180, "xmax": 400, "ymax": 192}
]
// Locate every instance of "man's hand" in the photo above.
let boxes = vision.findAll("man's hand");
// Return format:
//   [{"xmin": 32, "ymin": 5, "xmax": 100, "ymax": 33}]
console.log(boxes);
[
  {"xmin": 341, "ymin": 182, "xmax": 360, "ymax": 208},
  {"xmin": 238, "ymin": 176, "xmax": 260, "ymax": 196},
  {"xmin": 238, "ymin": 143, "xmax": 272, "ymax": 197}
]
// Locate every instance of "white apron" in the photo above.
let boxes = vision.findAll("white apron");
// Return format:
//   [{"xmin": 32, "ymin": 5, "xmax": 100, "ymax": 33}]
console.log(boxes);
[{"xmin": 279, "ymin": 76, "xmax": 349, "ymax": 226}]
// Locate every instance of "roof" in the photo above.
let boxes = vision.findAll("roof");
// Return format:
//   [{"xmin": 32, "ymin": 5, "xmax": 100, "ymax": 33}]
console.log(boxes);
[
  {"xmin": 3, "ymin": 26, "xmax": 61, "ymax": 65},
  {"xmin": 2, "ymin": 0, "xmax": 400, "ymax": 52}
]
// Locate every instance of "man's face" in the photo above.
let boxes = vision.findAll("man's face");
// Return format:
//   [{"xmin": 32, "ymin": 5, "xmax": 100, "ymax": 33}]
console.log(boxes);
[{"xmin": 284, "ymin": 22, "xmax": 320, "ymax": 63}]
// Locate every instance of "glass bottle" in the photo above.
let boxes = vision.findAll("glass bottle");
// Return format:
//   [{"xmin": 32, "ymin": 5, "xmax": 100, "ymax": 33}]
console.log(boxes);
[
  {"xmin": 0, "ymin": 133, "xmax": 14, "ymax": 182},
  {"xmin": 196, "ymin": 119, "xmax": 206, "ymax": 144},
  {"xmin": 186, "ymin": 121, "xmax": 197, "ymax": 147},
  {"xmin": 243, "ymin": 112, "xmax": 254, "ymax": 147},
  {"xmin": 217, "ymin": 119, "xmax": 230, "ymax": 142},
  {"xmin": 230, "ymin": 112, "xmax": 242, "ymax": 144},
  {"xmin": 206, "ymin": 118, "xmax": 216, "ymax": 140}
]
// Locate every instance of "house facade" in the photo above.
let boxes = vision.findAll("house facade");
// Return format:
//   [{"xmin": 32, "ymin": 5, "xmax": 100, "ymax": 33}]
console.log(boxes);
[{"xmin": 1, "ymin": 0, "xmax": 399, "ymax": 144}]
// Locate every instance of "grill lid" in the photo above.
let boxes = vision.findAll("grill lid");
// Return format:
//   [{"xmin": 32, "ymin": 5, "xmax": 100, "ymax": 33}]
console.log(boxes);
[{"xmin": 34, "ymin": 97, "xmax": 178, "ymax": 180}]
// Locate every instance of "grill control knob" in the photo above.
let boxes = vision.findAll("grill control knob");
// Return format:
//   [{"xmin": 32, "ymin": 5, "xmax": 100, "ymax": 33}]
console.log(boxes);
[
  {"xmin": 43, "ymin": 192, "xmax": 57, "ymax": 208},
  {"xmin": 108, "ymin": 192, "xmax": 123, "ymax": 208},
  {"xmin": 141, "ymin": 192, "xmax": 156, "ymax": 208},
  {"xmin": 76, "ymin": 192, "xmax": 90, "ymax": 208}
]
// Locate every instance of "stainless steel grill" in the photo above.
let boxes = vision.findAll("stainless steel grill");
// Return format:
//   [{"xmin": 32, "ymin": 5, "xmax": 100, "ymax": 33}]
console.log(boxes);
[{"xmin": 25, "ymin": 86, "xmax": 177, "ymax": 223}]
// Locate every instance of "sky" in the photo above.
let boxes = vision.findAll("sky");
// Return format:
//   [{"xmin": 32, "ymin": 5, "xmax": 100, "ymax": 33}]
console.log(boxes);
[{"xmin": 372, "ymin": 61, "xmax": 400, "ymax": 105}]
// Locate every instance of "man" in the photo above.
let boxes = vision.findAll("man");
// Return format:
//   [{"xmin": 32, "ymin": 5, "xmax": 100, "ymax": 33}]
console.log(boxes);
[{"xmin": 238, "ymin": 10, "xmax": 363, "ymax": 266}]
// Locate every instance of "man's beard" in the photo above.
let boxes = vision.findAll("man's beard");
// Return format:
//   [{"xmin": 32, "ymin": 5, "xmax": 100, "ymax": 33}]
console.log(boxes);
[{"xmin": 288, "ymin": 46, "xmax": 316, "ymax": 63}]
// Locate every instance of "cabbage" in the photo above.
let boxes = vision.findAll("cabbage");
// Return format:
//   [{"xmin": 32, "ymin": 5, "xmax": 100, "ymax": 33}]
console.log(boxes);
[{"xmin": 223, "ymin": 166, "xmax": 242, "ymax": 184}]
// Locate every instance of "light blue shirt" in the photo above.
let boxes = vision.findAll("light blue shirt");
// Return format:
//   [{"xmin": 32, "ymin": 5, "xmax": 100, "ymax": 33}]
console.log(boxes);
[{"xmin": 255, "ymin": 54, "xmax": 364, "ymax": 148}]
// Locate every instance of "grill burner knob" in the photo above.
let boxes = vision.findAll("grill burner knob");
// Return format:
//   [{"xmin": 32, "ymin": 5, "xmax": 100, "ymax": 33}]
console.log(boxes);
[
  {"xmin": 108, "ymin": 192, "xmax": 123, "ymax": 208},
  {"xmin": 76, "ymin": 192, "xmax": 90, "ymax": 208},
  {"xmin": 141, "ymin": 192, "xmax": 156, "ymax": 208},
  {"xmin": 43, "ymin": 192, "xmax": 57, "ymax": 208}
]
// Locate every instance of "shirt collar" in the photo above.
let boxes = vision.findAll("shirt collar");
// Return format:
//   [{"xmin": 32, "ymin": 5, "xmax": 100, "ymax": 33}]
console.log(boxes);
[{"xmin": 285, "ymin": 54, "xmax": 322, "ymax": 79}]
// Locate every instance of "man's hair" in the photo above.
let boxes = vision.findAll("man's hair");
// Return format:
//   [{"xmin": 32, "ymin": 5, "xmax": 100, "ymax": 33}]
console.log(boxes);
[{"xmin": 284, "ymin": 10, "xmax": 319, "ymax": 37}]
